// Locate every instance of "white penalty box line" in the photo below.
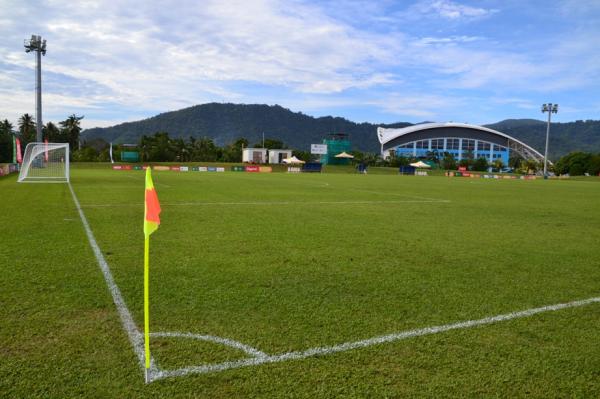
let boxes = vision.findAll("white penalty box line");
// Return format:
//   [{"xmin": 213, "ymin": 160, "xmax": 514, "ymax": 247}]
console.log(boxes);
[{"xmin": 69, "ymin": 183, "xmax": 599, "ymax": 383}]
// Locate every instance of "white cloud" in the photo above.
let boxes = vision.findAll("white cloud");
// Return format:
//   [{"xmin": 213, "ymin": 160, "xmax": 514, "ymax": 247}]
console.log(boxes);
[
  {"xmin": 365, "ymin": 93, "xmax": 461, "ymax": 119},
  {"xmin": 412, "ymin": 0, "xmax": 497, "ymax": 20},
  {"xmin": 0, "ymin": 0, "xmax": 598, "ymax": 127}
]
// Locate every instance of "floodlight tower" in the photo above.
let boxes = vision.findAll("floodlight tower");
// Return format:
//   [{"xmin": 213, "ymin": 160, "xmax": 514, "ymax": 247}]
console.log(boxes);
[
  {"xmin": 24, "ymin": 35, "xmax": 47, "ymax": 142},
  {"xmin": 541, "ymin": 103, "xmax": 558, "ymax": 177}
]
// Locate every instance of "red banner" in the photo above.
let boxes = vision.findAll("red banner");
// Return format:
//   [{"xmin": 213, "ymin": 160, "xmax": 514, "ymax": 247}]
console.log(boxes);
[
  {"xmin": 245, "ymin": 166, "xmax": 260, "ymax": 172},
  {"xmin": 16, "ymin": 138, "xmax": 22, "ymax": 163},
  {"xmin": 458, "ymin": 166, "xmax": 467, "ymax": 172},
  {"xmin": 170, "ymin": 166, "xmax": 180, "ymax": 171}
]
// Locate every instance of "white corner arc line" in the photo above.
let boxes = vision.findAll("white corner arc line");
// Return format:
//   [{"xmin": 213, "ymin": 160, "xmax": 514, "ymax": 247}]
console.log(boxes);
[
  {"xmin": 68, "ymin": 183, "xmax": 156, "ymax": 375},
  {"xmin": 152, "ymin": 296, "xmax": 600, "ymax": 381},
  {"xmin": 151, "ymin": 332, "xmax": 268, "ymax": 358}
]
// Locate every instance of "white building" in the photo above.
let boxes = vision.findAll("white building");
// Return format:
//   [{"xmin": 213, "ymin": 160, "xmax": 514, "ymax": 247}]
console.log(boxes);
[
  {"xmin": 268, "ymin": 149, "xmax": 293, "ymax": 164},
  {"xmin": 242, "ymin": 148, "xmax": 267, "ymax": 163}
]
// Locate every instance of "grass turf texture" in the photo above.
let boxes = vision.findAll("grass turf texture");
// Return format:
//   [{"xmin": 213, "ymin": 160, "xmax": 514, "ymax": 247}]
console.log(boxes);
[{"xmin": 0, "ymin": 167, "xmax": 599, "ymax": 397}]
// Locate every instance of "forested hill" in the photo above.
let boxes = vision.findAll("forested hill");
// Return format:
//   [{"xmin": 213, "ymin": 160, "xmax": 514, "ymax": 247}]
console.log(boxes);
[
  {"xmin": 81, "ymin": 103, "xmax": 600, "ymax": 158},
  {"xmin": 81, "ymin": 103, "xmax": 410, "ymax": 153},
  {"xmin": 485, "ymin": 119, "xmax": 600, "ymax": 158}
]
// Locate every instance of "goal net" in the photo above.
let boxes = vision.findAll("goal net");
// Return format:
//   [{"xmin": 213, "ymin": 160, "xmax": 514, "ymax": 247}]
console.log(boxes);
[{"xmin": 18, "ymin": 142, "xmax": 70, "ymax": 183}]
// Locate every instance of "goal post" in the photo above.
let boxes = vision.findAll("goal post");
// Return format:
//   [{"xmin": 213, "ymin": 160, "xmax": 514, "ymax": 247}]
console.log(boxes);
[{"xmin": 18, "ymin": 142, "xmax": 70, "ymax": 183}]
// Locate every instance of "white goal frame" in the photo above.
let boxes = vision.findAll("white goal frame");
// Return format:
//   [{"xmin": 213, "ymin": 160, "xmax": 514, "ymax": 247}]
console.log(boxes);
[{"xmin": 18, "ymin": 142, "xmax": 70, "ymax": 183}]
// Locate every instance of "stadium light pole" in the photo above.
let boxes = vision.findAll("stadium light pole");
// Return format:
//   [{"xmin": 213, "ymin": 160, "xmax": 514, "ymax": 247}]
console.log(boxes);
[
  {"xmin": 541, "ymin": 103, "xmax": 558, "ymax": 177},
  {"xmin": 24, "ymin": 35, "xmax": 47, "ymax": 143}
]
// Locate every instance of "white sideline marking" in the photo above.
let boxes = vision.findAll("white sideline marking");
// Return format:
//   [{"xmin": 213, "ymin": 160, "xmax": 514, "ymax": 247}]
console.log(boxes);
[
  {"xmin": 151, "ymin": 332, "xmax": 268, "ymax": 358},
  {"xmin": 152, "ymin": 296, "xmax": 600, "ymax": 381},
  {"xmin": 68, "ymin": 183, "xmax": 158, "ymax": 377},
  {"xmin": 80, "ymin": 199, "xmax": 450, "ymax": 208}
]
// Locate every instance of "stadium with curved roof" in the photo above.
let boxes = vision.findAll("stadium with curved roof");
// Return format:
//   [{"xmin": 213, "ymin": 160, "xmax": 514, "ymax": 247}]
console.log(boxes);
[{"xmin": 377, "ymin": 122, "xmax": 545, "ymax": 165}]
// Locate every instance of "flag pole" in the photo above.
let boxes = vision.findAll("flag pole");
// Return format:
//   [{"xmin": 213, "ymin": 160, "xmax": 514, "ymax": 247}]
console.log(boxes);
[
  {"xmin": 144, "ymin": 234, "xmax": 151, "ymax": 383},
  {"xmin": 143, "ymin": 166, "xmax": 161, "ymax": 383}
]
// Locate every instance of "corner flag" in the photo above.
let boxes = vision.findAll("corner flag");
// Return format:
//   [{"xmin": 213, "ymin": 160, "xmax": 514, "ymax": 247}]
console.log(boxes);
[
  {"xmin": 144, "ymin": 167, "xmax": 161, "ymax": 236},
  {"xmin": 143, "ymin": 166, "xmax": 160, "ymax": 383}
]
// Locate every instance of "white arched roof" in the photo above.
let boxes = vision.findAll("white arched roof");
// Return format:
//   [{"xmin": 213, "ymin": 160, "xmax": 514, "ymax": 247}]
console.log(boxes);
[{"xmin": 377, "ymin": 122, "xmax": 545, "ymax": 162}]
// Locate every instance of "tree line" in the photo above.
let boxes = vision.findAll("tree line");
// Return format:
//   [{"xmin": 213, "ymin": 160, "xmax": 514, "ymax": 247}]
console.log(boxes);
[
  {"xmin": 1, "ymin": 119, "xmax": 599, "ymax": 176},
  {"xmin": 50, "ymin": 131, "xmax": 313, "ymax": 163},
  {"xmin": 0, "ymin": 114, "xmax": 84, "ymax": 162}
]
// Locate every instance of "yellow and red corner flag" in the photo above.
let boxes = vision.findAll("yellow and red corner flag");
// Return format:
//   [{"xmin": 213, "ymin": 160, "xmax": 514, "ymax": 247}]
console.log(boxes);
[
  {"xmin": 143, "ymin": 166, "xmax": 161, "ymax": 383},
  {"xmin": 144, "ymin": 167, "xmax": 161, "ymax": 236}
]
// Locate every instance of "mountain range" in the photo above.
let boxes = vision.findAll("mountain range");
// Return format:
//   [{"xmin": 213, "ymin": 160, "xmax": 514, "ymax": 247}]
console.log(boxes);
[{"xmin": 81, "ymin": 103, "xmax": 600, "ymax": 159}]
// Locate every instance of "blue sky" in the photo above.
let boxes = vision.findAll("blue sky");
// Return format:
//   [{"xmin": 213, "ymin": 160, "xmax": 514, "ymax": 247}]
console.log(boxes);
[{"xmin": 1, "ymin": 0, "xmax": 599, "ymax": 129}]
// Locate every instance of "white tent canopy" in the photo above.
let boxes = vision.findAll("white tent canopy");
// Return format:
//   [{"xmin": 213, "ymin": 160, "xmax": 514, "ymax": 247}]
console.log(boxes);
[
  {"xmin": 283, "ymin": 156, "xmax": 305, "ymax": 164},
  {"xmin": 409, "ymin": 161, "xmax": 431, "ymax": 168},
  {"xmin": 334, "ymin": 152, "xmax": 354, "ymax": 159}
]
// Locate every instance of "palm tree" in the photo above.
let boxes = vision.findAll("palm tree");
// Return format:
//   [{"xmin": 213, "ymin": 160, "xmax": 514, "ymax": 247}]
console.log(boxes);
[
  {"xmin": 43, "ymin": 121, "xmax": 61, "ymax": 142},
  {"xmin": 59, "ymin": 114, "xmax": 84, "ymax": 149},
  {"xmin": 0, "ymin": 119, "xmax": 13, "ymax": 135},
  {"xmin": 0, "ymin": 119, "xmax": 14, "ymax": 162},
  {"xmin": 18, "ymin": 113, "xmax": 36, "ymax": 144}
]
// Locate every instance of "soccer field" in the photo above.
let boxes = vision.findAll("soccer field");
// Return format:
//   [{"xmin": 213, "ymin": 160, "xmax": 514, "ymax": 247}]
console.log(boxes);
[{"xmin": 1, "ymin": 167, "xmax": 599, "ymax": 397}]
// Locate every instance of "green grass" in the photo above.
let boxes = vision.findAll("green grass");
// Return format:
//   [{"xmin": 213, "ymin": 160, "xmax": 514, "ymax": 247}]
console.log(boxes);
[{"xmin": 1, "ymin": 166, "xmax": 599, "ymax": 397}]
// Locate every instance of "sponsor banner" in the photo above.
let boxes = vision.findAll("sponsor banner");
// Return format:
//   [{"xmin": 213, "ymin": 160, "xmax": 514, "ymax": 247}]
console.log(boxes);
[
  {"xmin": 470, "ymin": 174, "xmax": 479, "ymax": 178},
  {"xmin": 310, "ymin": 144, "xmax": 328, "ymax": 155},
  {"xmin": 153, "ymin": 166, "xmax": 170, "ymax": 171},
  {"xmin": 231, "ymin": 166, "xmax": 245, "ymax": 172},
  {"xmin": 216, "ymin": 167, "xmax": 225, "ymax": 172},
  {"xmin": 259, "ymin": 166, "xmax": 272, "ymax": 173},
  {"xmin": 462, "ymin": 172, "xmax": 470, "ymax": 177},
  {"xmin": 122, "ymin": 165, "xmax": 132, "ymax": 170},
  {"xmin": 112, "ymin": 165, "xmax": 123, "ymax": 170},
  {"xmin": 16, "ymin": 138, "xmax": 22, "ymax": 163},
  {"xmin": 170, "ymin": 166, "xmax": 181, "ymax": 171},
  {"xmin": 454, "ymin": 172, "xmax": 462, "ymax": 177},
  {"xmin": 192, "ymin": 166, "xmax": 200, "ymax": 171},
  {"xmin": 503, "ymin": 175, "xmax": 512, "ymax": 179},
  {"xmin": 199, "ymin": 167, "xmax": 208, "ymax": 172},
  {"xmin": 287, "ymin": 166, "xmax": 301, "ymax": 173},
  {"xmin": 458, "ymin": 166, "xmax": 467, "ymax": 172},
  {"xmin": 207, "ymin": 166, "xmax": 217, "ymax": 172},
  {"xmin": 0, "ymin": 164, "xmax": 16, "ymax": 176},
  {"xmin": 133, "ymin": 166, "xmax": 143, "ymax": 170},
  {"xmin": 245, "ymin": 165, "xmax": 260, "ymax": 172},
  {"xmin": 180, "ymin": 166, "xmax": 189, "ymax": 172}
]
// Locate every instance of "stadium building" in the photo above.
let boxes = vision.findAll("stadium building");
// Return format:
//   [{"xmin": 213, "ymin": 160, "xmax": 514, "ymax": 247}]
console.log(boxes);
[{"xmin": 377, "ymin": 122, "xmax": 544, "ymax": 165}]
